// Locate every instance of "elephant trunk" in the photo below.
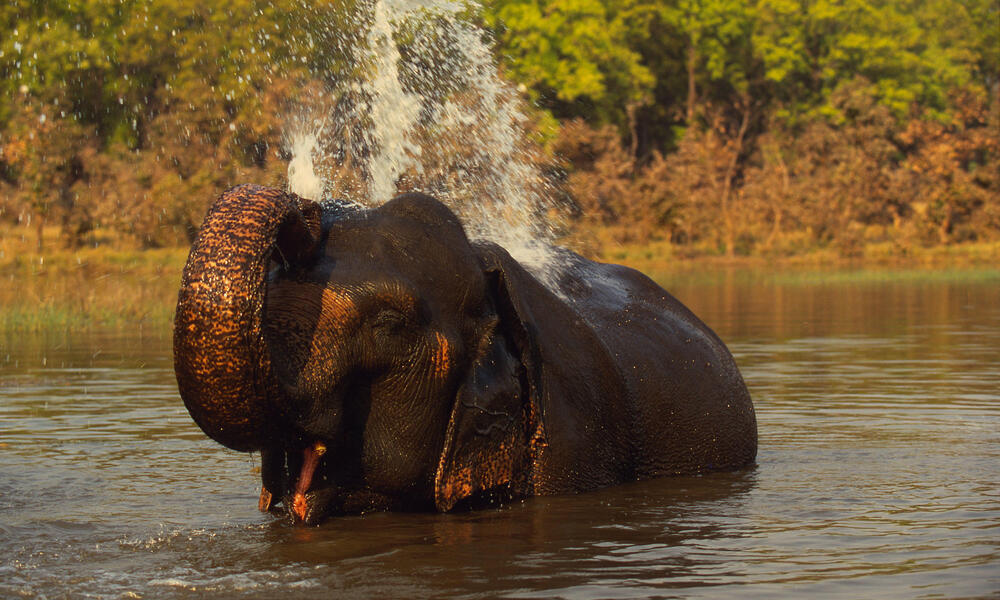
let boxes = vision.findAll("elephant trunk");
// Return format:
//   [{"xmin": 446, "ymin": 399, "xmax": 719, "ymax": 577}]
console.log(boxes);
[{"xmin": 173, "ymin": 184, "xmax": 322, "ymax": 451}]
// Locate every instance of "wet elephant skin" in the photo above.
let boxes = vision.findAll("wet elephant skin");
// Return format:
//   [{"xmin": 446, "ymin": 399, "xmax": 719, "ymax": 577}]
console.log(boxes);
[{"xmin": 173, "ymin": 185, "xmax": 757, "ymax": 524}]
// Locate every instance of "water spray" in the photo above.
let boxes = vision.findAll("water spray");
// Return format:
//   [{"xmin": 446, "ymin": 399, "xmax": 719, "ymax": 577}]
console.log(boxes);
[{"xmin": 283, "ymin": 0, "xmax": 564, "ymax": 285}]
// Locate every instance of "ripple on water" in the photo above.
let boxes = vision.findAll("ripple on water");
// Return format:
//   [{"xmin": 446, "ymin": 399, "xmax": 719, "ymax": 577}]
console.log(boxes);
[{"xmin": 2, "ymin": 279, "xmax": 1000, "ymax": 598}]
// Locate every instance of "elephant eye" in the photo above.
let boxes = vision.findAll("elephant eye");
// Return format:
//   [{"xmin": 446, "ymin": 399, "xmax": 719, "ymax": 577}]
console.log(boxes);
[{"xmin": 373, "ymin": 308, "xmax": 408, "ymax": 332}]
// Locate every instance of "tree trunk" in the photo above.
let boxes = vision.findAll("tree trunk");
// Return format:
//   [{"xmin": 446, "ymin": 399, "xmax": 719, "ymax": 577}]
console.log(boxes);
[
  {"xmin": 686, "ymin": 42, "xmax": 698, "ymax": 124},
  {"xmin": 765, "ymin": 144, "xmax": 790, "ymax": 249},
  {"xmin": 34, "ymin": 212, "xmax": 46, "ymax": 252},
  {"xmin": 721, "ymin": 99, "xmax": 753, "ymax": 257},
  {"xmin": 627, "ymin": 101, "xmax": 641, "ymax": 159},
  {"xmin": 938, "ymin": 203, "xmax": 953, "ymax": 244}
]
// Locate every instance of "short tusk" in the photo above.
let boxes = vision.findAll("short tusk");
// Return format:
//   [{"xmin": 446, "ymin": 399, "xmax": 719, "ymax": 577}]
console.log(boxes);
[
  {"xmin": 292, "ymin": 441, "xmax": 327, "ymax": 521},
  {"xmin": 258, "ymin": 486, "xmax": 274, "ymax": 512}
]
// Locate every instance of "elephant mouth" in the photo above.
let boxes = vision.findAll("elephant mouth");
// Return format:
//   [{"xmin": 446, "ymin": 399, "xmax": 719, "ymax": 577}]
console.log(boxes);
[{"xmin": 258, "ymin": 440, "xmax": 397, "ymax": 525}]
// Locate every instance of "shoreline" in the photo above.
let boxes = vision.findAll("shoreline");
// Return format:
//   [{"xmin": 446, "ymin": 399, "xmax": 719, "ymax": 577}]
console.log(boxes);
[{"xmin": 1, "ymin": 235, "xmax": 998, "ymax": 332}]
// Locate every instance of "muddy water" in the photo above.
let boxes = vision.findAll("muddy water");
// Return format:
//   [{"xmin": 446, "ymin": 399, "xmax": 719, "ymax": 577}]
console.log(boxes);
[{"xmin": 1, "ymin": 272, "xmax": 998, "ymax": 598}]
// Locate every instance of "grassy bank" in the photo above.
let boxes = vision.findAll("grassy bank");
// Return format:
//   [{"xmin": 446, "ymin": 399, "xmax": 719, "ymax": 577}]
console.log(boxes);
[
  {"xmin": 594, "ymin": 236, "xmax": 1000, "ymax": 283},
  {"xmin": 3, "ymin": 225, "xmax": 998, "ymax": 332},
  {"xmin": 0, "ymin": 229, "xmax": 187, "ymax": 331}
]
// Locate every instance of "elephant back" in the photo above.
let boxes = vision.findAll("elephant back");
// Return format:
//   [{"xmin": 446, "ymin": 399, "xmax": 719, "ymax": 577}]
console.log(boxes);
[{"xmin": 552, "ymin": 254, "xmax": 758, "ymax": 476}]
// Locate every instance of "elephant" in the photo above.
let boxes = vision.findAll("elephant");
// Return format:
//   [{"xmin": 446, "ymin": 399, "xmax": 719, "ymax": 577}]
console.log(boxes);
[{"xmin": 173, "ymin": 184, "xmax": 757, "ymax": 524}]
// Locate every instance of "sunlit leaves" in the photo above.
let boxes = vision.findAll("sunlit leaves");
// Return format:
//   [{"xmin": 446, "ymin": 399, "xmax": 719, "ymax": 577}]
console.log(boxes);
[
  {"xmin": 753, "ymin": 0, "xmax": 985, "ymax": 121},
  {"xmin": 486, "ymin": 0, "xmax": 654, "ymax": 126}
]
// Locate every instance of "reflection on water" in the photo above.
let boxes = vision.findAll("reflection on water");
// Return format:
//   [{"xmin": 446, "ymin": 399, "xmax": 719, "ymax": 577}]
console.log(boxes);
[{"xmin": 1, "ymin": 273, "xmax": 998, "ymax": 598}]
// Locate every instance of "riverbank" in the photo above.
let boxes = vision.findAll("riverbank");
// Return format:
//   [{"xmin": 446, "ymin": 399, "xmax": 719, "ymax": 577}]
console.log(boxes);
[
  {"xmin": 2, "ymin": 226, "xmax": 998, "ymax": 331},
  {"xmin": 599, "ymin": 238, "xmax": 1000, "ymax": 286},
  {"xmin": 0, "ymin": 241, "xmax": 186, "ymax": 331},
  {"xmin": 588, "ymin": 224, "xmax": 1000, "ymax": 267}
]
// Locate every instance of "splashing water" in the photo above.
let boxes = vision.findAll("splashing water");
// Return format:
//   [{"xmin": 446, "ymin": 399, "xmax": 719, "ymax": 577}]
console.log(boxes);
[
  {"xmin": 286, "ymin": 130, "xmax": 324, "ymax": 202},
  {"xmin": 283, "ymin": 0, "xmax": 563, "ymax": 283},
  {"xmin": 364, "ymin": 0, "xmax": 423, "ymax": 205}
]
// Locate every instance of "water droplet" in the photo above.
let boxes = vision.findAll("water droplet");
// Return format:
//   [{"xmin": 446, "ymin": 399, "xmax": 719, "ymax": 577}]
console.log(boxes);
[{"xmin": 281, "ymin": 0, "xmax": 565, "ymax": 285}]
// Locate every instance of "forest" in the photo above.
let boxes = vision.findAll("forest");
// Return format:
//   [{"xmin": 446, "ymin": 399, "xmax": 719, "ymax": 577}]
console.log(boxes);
[{"xmin": 1, "ymin": 0, "xmax": 997, "ymax": 259}]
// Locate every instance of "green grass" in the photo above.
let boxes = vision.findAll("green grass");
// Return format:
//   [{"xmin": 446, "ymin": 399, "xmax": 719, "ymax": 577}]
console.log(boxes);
[
  {"xmin": 595, "ymin": 239, "xmax": 1000, "ymax": 286},
  {"xmin": 643, "ymin": 265, "xmax": 1000, "ymax": 288},
  {"xmin": 0, "ymin": 236, "xmax": 187, "ymax": 332},
  {"xmin": 2, "ymin": 225, "xmax": 998, "ymax": 332}
]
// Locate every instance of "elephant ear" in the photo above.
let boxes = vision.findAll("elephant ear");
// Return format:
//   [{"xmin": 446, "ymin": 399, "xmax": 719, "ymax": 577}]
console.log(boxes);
[{"xmin": 433, "ymin": 244, "xmax": 544, "ymax": 512}]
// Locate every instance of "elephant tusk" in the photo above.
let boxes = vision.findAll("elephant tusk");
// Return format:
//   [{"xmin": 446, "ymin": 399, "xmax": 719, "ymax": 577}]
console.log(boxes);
[
  {"xmin": 258, "ymin": 486, "xmax": 274, "ymax": 512},
  {"xmin": 292, "ymin": 441, "xmax": 327, "ymax": 521}
]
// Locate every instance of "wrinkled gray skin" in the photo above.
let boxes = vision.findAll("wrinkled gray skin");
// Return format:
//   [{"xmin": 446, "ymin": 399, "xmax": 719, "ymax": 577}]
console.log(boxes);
[{"xmin": 174, "ymin": 185, "xmax": 757, "ymax": 524}]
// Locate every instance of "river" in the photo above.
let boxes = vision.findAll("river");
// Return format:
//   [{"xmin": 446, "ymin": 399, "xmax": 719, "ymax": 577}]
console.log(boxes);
[{"xmin": 2, "ymin": 270, "xmax": 998, "ymax": 598}]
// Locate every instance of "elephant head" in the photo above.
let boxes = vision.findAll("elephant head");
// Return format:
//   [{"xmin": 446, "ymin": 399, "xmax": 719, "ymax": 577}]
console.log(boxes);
[{"xmin": 174, "ymin": 185, "xmax": 542, "ymax": 522}]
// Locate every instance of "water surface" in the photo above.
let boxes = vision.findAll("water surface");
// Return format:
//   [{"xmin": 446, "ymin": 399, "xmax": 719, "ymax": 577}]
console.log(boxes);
[{"xmin": 2, "ymin": 272, "xmax": 998, "ymax": 598}]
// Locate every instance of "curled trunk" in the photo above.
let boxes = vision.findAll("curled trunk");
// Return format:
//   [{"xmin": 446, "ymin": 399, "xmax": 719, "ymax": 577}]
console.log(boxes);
[{"xmin": 173, "ymin": 184, "xmax": 322, "ymax": 451}]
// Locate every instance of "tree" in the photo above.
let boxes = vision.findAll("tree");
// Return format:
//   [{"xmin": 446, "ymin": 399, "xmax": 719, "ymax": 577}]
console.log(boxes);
[
  {"xmin": 485, "ymin": 0, "xmax": 654, "ymax": 133},
  {"xmin": 753, "ymin": 0, "xmax": 986, "ymax": 121},
  {"xmin": 0, "ymin": 0, "xmax": 351, "ymax": 246},
  {"xmin": 656, "ymin": 0, "xmax": 756, "ymax": 123}
]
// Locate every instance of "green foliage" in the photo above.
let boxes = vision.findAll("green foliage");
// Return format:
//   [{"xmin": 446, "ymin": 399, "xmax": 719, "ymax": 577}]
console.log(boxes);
[
  {"xmin": 662, "ymin": 0, "xmax": 756, "ymax": 89},
  {"xmin": 753, "ymin": 0, "xmax": 987, "ymax": 121},
  {"xmin": 0, "ymin": 0, "xmax": 995, "ymax": 255},
  {"xmin": 0, "ymin": 0, "xmax": 356, "ymax": 247},
  {"xmin": 488, "ymin": 0, "xmax": 994, "ymax": 136},
  {"xmin": 485, "ymin": 0, "xmax": 654, "ymax": 127}
]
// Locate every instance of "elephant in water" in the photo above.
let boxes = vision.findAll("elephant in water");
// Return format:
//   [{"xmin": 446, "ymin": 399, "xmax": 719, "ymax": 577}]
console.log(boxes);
[{"xmin": 174, "ymin": 184, "xmax": 757, "ymax": 524}]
